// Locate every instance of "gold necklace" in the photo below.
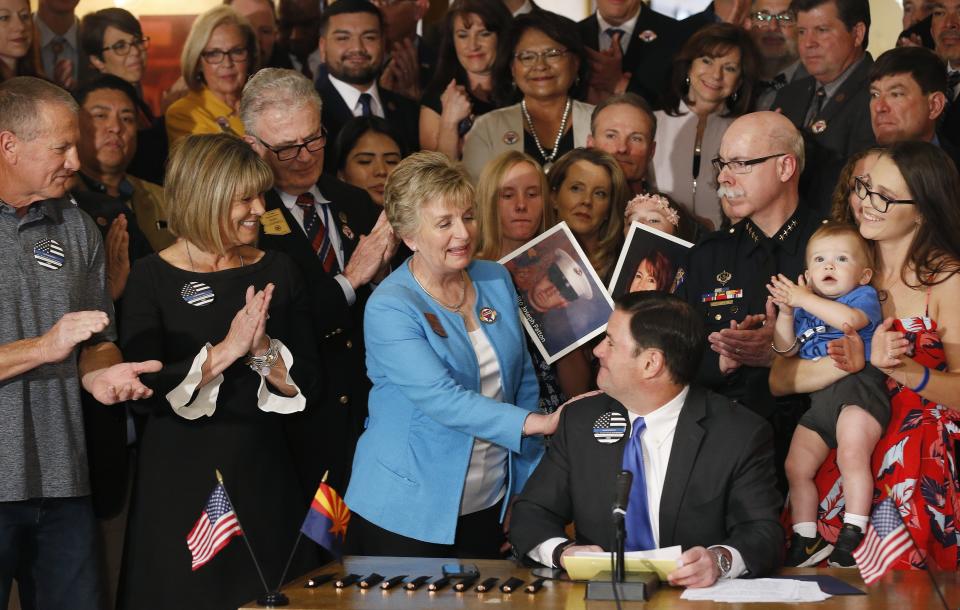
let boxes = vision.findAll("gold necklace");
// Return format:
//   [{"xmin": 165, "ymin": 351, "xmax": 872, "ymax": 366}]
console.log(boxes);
[{"xmin": 410, "ymin": 257, "xmax": 467, "ymax": 313}]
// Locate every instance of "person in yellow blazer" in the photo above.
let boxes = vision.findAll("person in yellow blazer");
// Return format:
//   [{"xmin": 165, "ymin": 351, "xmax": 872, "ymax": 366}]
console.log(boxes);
[{"xmin": 165, "ymin": 6, "xmax": 257, "ymax": 145}]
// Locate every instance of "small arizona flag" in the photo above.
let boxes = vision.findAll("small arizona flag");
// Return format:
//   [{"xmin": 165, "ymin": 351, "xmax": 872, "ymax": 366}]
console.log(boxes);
[{"xmin": 300, "ymin": 472, "xmax": 350, "ymax": 557}]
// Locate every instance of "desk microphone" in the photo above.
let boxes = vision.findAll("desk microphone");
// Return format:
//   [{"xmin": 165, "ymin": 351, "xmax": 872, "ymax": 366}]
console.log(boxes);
[{"xmin": 612, "ymin": 470, "xmax": 633, "ymax": 521}]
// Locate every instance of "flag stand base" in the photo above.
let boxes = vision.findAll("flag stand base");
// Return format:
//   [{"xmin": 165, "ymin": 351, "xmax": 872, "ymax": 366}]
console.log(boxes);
[{"xmin": 257, "ymin": 591, "xmax": 289, "ymax": 607}]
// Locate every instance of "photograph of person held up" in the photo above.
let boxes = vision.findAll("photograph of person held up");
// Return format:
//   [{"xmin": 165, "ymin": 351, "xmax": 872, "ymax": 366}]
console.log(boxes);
[
  {"xmin": 500, "ymin": 223, "xmax": 613, "ymax": 364},
  {"xmin": 609, "ymin": 221, "xmax": 693, "ymax": 300}
]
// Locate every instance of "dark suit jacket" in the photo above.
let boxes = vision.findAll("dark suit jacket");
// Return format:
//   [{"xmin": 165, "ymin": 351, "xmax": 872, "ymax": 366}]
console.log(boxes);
[
  {"xmin": 257, "ymin": 174, "xmax": 381, "ymax": 496},
  {"xmin": 773, "ymin": 55, "xmax": 876, "ymax": 215},
  {"xmin": 510, "ymin": 388, "xmax": 783, "ymax": 577},
  {"xmin": 315, "ymin": 72, "xmax": 420, "ymax": 173},
  {"xmin": 579, "ymin": 9, "xmax": 683, "ymax": 109}
]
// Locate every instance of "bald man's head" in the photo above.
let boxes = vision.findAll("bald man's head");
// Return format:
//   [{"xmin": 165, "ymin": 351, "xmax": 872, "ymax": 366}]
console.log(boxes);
[{"xmin": 716, "ymin": 111, "xmax": 802, "ymax": 221}]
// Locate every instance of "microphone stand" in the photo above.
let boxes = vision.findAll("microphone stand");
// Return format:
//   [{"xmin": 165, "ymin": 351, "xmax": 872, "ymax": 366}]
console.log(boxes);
[{"xmin": 613, "ymin": 507, "xmax": 626, "ymax": 583}]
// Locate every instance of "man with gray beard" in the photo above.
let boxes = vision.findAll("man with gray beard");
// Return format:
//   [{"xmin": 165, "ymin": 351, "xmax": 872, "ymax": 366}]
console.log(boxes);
[{"xmin": 676, "ymin": 112, "xmax": 824, "ymax": 495}]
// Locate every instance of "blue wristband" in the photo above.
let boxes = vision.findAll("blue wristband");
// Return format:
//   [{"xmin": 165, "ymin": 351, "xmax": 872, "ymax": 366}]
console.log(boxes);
[{"xmin": 911, "ymin": 366, "xmax": 930, "ymax": 393}]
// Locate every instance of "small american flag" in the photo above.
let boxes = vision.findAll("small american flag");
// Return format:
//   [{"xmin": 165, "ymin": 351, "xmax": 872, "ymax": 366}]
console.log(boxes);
[
  {"xmin": 852, "ymin": 497, "xmax": 914, "ymax": 584},
  {"xmin": 181, "ymin": 281, "xmax": 215, "ymax": 307},
  {"xmin": 186, "ymin": 483, "xmax": 242, "ymax": 570},
  {"xmin": 33, "ymin": 238, "xmax": 65, "ymax": 270}
]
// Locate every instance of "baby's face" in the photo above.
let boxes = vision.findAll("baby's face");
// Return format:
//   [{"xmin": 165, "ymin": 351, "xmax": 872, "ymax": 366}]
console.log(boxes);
[{"xmin": 805, "ymin": 234, "xmax": 872, "ymax": 298}]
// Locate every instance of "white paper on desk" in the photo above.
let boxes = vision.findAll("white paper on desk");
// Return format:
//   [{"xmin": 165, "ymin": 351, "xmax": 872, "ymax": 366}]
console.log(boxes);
[
  {"xmin": 564, "ymin": 545, "xmax": 683, "ymax": 581},
  {"xmin": 680, "ymin": 578, "xmax": 832, "ymax": 602}
]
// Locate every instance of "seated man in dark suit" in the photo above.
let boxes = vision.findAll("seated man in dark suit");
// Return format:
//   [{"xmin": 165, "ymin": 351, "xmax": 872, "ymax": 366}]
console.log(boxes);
[
  {"xmin": 240, "ymin": 67, "xmax": 398, "ymax": 496},
  {"xmin": 869, "ymin": 47, "xmax": 960, "ymax": 168},
  {"xmin": 315, "ymin": 0, "xmax": 419, "ymax": 173},
  {"xmin": 772, "ymin": 0, "xmax": 875, "ymax": 214},
  {"xmin": 511, "ymin": 292, "xmax": 783, "ymax": 588}
]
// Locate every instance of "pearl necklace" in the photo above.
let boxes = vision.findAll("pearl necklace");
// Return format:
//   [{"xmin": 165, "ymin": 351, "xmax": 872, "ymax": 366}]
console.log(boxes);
[
  {"xmin": 410, "ymin": 258, "xmax": 467, "ymax": 313},
  {"xmin": 521, "ymin": 97, "xmax": 572, "ymax": 170}
]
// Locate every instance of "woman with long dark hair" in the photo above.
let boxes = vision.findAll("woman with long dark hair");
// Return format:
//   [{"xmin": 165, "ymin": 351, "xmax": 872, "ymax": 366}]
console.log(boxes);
[
  {"xmin": 771, "ymin": 141, "xmax": 960, "ymax": 571},
  {"xmin": 419, "ymin": 0, "xmax": 511, "ymax": 160}
]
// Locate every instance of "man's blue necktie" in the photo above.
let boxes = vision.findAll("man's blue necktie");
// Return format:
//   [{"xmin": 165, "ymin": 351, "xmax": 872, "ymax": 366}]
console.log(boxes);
[
  {"xmin": 358, "ymin": 92, "xmax": 373, "ymax": 117},
  {"xmin": 622, "ymin": 417, "xmax": 656, "ymax": 551}
]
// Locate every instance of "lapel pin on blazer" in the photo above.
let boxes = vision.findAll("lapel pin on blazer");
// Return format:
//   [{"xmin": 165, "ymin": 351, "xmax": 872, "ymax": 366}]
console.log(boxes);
[
  {"xmin": 338, "ymin": 211, "xmax": 348, "ymax": 223},
  {"xmin": 425, "ymin": 312, "xmax": 448, "ymax": 337},
  {"xmin": 638, "ymin": 30, "xmax": 657, "ymax": 42},
  {"xmin": 593, "ymin": 411, "xmax": 628, "ymax": 444},
  {"xmin": 833, "ymin": 92, "xmax": 846, "ymax": 104},
  {"xmin": 342, "ymin": 225, "xmax": 355, "ymax": 240},
  {"xmin": 479, "ymin": 307, "xmax": 498, "ymax": 324},
  {"xmin": 503, "ymin": 130, "xmax": 519, "ymax": 145},
  {"xmin": 811, "ymin": 119, "xmax": 827, "ymax": 134}
]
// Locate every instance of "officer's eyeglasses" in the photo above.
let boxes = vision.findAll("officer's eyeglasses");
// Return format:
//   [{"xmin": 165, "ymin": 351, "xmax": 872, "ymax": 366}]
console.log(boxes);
[
  {"xmin": 711, "ymin": 153, "xmax": 786, "ymax": 175},
  {"xmin": 853, "ymin": 176, "xmax": 915, "ymax": 213},
  {"xmin": 513, "ymin": 48, "xmax": 570, "ymax": 67},
  {"xmin": 102, "ymin": 37, "xmax": 150, "ymax": 56},
  {"xmin": 750, "ymin": 10, "xmax": 797, "ymax": 26},
  {"xmin": 200, "ymin": 46, "xmax": 249, "ymax": 64},
  {"xmin": 257, "ymin": 130, "xmax": 327, "ymax": 161}
]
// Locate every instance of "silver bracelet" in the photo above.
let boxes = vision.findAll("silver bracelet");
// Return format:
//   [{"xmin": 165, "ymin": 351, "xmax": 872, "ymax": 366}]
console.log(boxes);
[
  {"xmin": 771, "ymin": 336, "xmax": 798, "ymax": 354},
  {"xmin": 246, "ymin": 338, "xmax": 281, "ymax": 375}
]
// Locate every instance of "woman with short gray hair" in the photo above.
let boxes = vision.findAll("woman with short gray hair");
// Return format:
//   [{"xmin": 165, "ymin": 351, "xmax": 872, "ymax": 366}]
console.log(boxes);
[{"xmin": 344, "ymin": 151, "xmax": 559, "ymax": 556}]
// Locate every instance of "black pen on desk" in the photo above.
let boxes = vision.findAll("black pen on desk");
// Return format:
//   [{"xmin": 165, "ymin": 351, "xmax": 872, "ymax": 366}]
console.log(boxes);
[
  {"xmin": 500, "ymin": 577, "xmax": 524, "ymax": 593},
  {"xmin": 304, "ymin": 573, "xmax": 335, "ymax": 588},
  {"xmin": 404, "ymin": 576, "xmax": 430, "ymax": 590},
  {"xmin": 358, "ymin": 573, "xmax": 384, "ymax": 588},
  {"xmin": 427, "ymin": 576, "xmax": 450, "ymax": 591},
  {"xmin": 525, "ymin": 577, "xmax": 546, "ymax": 593},
  {"xmin": 475, "ymin": 577, "xmax": 498, "ymax": 592},
  {"xmin": 454, "ymin": 575, "xmax": 478, "ymax": 591},
  {"xmin": 380, "ymin": 575, "xmax": 407, "ymax": 590},
  {"xmin": 334, "ymin": 573, "xmax": 360, "ymax": 588}
]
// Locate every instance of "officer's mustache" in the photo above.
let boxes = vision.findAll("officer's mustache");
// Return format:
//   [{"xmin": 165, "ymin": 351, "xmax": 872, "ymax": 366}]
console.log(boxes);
[{"xmin": 717, "ymin": 185, "xmax": 745, "ymax": 199}]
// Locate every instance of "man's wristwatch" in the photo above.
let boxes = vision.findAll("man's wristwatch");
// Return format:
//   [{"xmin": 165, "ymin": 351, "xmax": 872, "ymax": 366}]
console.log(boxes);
[{"xmin": 708, "ymin": 546, "xmax": 732, "ymax": 578}]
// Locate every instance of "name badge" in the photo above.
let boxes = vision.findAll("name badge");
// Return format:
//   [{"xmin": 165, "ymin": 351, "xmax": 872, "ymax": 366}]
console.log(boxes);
[{"xmin": 261, "ymin": 209, "xmax": 291, "ymax": 235}]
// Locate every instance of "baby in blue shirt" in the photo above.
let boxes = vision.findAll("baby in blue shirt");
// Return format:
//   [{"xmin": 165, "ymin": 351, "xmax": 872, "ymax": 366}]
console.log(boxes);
[{"xmin": 768, "ymin": 222, "xmax": 888, "ymax": 570}]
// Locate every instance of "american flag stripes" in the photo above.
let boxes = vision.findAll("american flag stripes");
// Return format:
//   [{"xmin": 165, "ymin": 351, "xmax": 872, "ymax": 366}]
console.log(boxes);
[
  {"xmin": 852, "ymin": 498, "xmax": 914, "ymax": 584},
  {"xmin": 592, "ymin": 411, "xmax": 628, "ymax": 443},
  {"xmin": 186, "ymin": 483, "xmax": 243, "ymax": 570}
]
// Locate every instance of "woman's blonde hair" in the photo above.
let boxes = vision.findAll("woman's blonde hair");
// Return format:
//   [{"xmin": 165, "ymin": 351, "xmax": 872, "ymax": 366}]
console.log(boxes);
[
  {"xmin": 548, "ymin": 148, "xmax": 628, "ymax": 280},
  {"xmin": 181, "ymin": 6, "xmax": 258, "ymax": 92},
  {"xmin": 165, "ymin": 133, "xmax": 273, "ymax": 254},
  {"xmin": 384, "ymin": 151, "xmax": 474, "ymax": 241},
  {"xmin": 475, "ymin": 151, "xmax": 552, "ymax": 261}
]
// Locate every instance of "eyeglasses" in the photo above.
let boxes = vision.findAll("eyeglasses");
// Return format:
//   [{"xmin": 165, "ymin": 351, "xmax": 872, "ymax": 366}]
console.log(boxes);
[
  {"xmin": 513, "ymin": 48, "xmax": 569, "ymax": 67},
  {"xmin": 711, "ymin": 153, "xmax": 786, "ymax": 175},
  {"xmin": 750, "ymin": 10, "xmax": 797, "ymax": 26},
  {"xmin": 200, "ymin": 46, "xmax": 249, "ymax": 65},
  {"xmin": 853, "ymin": 176, "xmax": 915, "ymax": 213},
  {"xmin": 102, "ymin": 37, "xmax": 150, "ymax": 56},
  {"xmin": 257, "ymin": 129, "xmax": 327, "ymax": 161}
]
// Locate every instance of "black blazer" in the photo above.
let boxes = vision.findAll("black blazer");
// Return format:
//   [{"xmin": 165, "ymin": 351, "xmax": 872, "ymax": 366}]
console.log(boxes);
[
  {"xmin": 510, "ymin": 388, "xmax": 783, "ymax": 577},
  {"xmin": 579, "ymin": 9, "xmax": 683, "ymax": 109},
  {"xmin": 773, "ymin": 55, "xmax": 877, "ymax": 215},
  {"xmin": 257, "ymin": 174, "xmax": 381, "ymax": 495},
  {"xmin": 315, "ymin": 72, "xmax": 420, "ymax": 173}
]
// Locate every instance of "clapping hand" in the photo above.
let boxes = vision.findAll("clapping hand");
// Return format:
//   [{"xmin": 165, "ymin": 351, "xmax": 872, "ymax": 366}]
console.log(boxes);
[
  {"xmin": 708, "ymin": 299, "xmax": 777, "ymax": 368},
  {"xmin": 39, "ymin": 311, "xmax": 111, "ymax": 364},
  {"xmin": 439, "ymin": 79, "xmax": 473, "ymax": 127},
  {"xmin": 222, "ymin": 284, "xmax": 274, "ymax": 361},
  {"xmin": 106, "ymin": 215, "xmax": 130, "ymax": 301},
  {"xmin": 870, "ymin": 317, "xmax": 910, "ymax": 373},
  {"xmin": 84, "ymin": 360, "xmax": 163, "ymax": 404},
  {"xmin": 767, "ymin": 273, "xmax": 811, "ymax": 312},
  {"xmin": 827, "ymin": 323, "xmax": 865, "ymax": 373}
]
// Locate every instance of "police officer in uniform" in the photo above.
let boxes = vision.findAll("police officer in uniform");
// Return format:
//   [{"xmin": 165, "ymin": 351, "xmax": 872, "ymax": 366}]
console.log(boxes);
[{"xmin": 678, "ymin": 112, "xmax": 825, "ymax": 493}]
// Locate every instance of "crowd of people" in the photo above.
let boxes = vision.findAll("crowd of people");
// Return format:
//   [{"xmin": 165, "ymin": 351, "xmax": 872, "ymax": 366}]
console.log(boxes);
[{"xmin": 3, "ymin": 0, "xmax": 960, "ymax": 609}]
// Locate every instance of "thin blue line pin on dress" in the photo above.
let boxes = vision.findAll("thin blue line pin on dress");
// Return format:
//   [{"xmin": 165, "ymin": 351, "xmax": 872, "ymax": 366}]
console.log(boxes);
[{"xmin": 181, "ymin": 281, "xmax": 215, "ymax": 306}]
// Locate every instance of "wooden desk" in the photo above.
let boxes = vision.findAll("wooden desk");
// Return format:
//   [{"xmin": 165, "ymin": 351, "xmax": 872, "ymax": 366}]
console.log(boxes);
[{"xmin": 241, "ymin": 556, "xmax": 960, "ymax": 609}]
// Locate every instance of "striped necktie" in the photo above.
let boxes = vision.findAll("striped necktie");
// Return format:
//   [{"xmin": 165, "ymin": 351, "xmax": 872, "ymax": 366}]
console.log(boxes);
[{"xmin": 295, "ymin": 192, "xmax": 338, "ymax": 274}]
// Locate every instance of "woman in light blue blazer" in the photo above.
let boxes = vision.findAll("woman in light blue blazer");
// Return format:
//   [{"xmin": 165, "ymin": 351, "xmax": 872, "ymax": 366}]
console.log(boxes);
[{"xmin": 344, "ymin": 152, "xmax": 562, "ymax": 557}]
